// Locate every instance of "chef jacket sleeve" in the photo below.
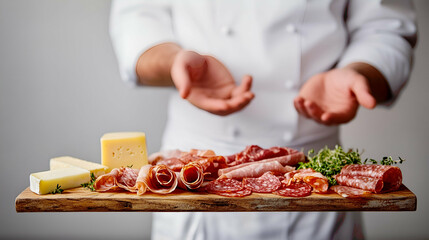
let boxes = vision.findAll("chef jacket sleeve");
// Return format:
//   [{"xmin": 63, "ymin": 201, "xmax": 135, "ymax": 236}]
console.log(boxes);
[
  {"xmin": 109, "ymin": 0, "xmax": 175, "ymax": 86},
  {"xmin": 337, "ymin": 0, "xmax": 417, "ymax": 103}
]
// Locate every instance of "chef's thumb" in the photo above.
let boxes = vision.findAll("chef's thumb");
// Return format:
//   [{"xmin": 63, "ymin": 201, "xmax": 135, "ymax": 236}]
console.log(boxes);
[
  {"xmin": 352, "ymin": 78, "xmax": 377, "ymax": 109},
  {"xmin": 171, "ymin": 51, "xmax": 206, "ymax": 99}
]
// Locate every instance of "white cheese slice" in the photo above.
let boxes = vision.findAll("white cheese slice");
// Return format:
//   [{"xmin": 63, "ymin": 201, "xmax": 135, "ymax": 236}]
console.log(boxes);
[
  {"xmin": 50, "ymin": 156, "xmax": 107, "ymax": 178},
  {"xmin": 30, "ymin": 168, "xmax": 90, "ymax": 195}
]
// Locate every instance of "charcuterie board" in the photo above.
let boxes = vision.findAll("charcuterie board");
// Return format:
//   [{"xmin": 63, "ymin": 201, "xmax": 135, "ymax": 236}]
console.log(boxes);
[{"xmin": 15, "ymin": 184, "xmax": 416, "ymax": 212}]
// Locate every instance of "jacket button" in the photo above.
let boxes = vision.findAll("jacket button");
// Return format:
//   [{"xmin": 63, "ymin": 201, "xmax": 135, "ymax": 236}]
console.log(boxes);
[
  {"xmin": 284, "ymin": 80, "xmax": 295, "ymax": 90},
  {"xmin": 220, "ymin": 26, "xmax": 234, "ymax": 36},
  {"xmin": 285, "ymin": 24, "xmax": 297, "ymax": 33}
]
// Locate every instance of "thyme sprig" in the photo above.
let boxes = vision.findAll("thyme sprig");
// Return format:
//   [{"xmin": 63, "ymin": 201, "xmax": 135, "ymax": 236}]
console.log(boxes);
[
  {"xmin": 50, "ymin": 184, "xmax": 64, "ymax": 194},
  {"xmin": 81, "ymin": 173, "xmax": 97, "ymax": 191}
]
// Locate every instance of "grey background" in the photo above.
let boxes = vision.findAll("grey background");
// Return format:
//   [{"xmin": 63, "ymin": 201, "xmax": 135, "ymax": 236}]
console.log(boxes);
[{"xmin": 0, "ymin": 0, "xmax": 428, "ymax": 239}]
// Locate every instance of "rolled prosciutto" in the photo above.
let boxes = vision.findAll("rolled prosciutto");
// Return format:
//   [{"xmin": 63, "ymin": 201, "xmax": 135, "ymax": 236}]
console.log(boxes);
[
  {"xmin": 136, "ymin": 164, "xmax": 178, "ymax": 195},
  {"xmin": 178, "ymin": 162, "xmax": 205, "ymax": 190}
]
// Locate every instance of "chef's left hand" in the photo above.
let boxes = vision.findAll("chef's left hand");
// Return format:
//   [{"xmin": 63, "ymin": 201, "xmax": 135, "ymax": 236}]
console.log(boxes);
[{"xmin": 294, "ymin": 67, "xmax": 377, "ymax": 125}]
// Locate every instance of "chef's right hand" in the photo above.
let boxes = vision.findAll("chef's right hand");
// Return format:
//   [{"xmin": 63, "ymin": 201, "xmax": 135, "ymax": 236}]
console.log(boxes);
[{"xmin": 170, "ymin": 50, "xmax": 254, "ymax": 116}]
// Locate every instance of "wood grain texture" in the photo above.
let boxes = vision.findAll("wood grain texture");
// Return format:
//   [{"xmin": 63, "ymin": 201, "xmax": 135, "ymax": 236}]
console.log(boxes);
[{"xmin": 15, "ymin": 185, "xmax": 416, "ymax": 212}]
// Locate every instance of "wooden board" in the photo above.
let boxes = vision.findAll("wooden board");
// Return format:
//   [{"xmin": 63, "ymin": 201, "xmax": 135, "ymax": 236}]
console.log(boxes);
[{"xmin": 15, "ymin": 184, "xmax": 416, "ymax": 212}]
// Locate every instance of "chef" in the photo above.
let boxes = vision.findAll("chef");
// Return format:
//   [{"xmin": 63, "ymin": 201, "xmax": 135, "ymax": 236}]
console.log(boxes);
[{"xmin": 109, "ymin": 1, "xmax": 416, "ymax": 239}]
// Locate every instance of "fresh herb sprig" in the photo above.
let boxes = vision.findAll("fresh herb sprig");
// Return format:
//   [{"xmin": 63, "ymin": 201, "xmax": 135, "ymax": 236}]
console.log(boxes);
[
  {"xmin": 50, "ymin": 184, "xmax": 64, "ymax": 194},
  {"xmin": 364, "ymin": 156, "xmax": 405, "ymax": 165},
  {"xmin": 297, "ymin": 145, "xmax": 362, "ymax": 185},
  {"xmin": 81, "ymin": 173, "xmax": 97, "ymax": 191}
]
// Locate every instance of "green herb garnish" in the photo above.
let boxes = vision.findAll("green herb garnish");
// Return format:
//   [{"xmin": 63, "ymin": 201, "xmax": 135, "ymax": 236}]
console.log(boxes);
[
  {"xmin": 50, "ymin": 184, "xmax": 64, "ymax": 194},
  {"xmin": 364, "ymin": 156, "xmax": 405, "ymax": 165},
  {"xmin": 81, "ymin": 173, "xmax": 97, "ymax": 191},
  {"xmin": 297, "ymin": 145, "xmax": 362, "ymax": 185},
  {"xmin": 126, "ymin": 164, "xmax": 133, "ymax": 168}
]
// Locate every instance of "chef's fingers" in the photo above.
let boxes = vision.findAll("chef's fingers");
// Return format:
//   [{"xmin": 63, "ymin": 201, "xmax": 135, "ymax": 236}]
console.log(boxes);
[
  {"xmin": 293, "ymin": 97, "xmax": 311, "ymax": 118},
  {"xmin": 321, "ymin": 111, "xmax": 355, "ymax": 125},
  {"xmin": 351, "ymin": 76, "xmax": 377, "ymax": 109},
  {"xmin": 232, "ymin": 75, "xmax": 253, "ymax": 96},
  {"xmin": 304, "ymin": 100, "xmax": 324, "ymax": 123}
]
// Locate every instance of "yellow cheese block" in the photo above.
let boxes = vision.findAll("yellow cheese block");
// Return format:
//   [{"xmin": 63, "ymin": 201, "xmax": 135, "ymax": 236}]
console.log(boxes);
[
  {"xmin": 50, "ymin": 156, "xmax": 108, "ymax": 178},
  {"xmin": 30, "ymin": 168, "xmax": 90, "ymax": 195},
  {"xmin": 101, "ymin": 132, "xmax": 148, "ymax": 172}
]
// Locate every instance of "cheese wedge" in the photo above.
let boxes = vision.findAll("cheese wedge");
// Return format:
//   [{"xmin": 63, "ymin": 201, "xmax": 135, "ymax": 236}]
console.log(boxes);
[
  {"xmin": 101, "ymin": 132, "xmax": 148, "ymax": 172},
  {"xmin": 50, "ymin": 156, "xmax": 108, "ymax": 178},
  {"xmin": 30, "ymin": 168, "xmax": 90, "ymax": 195}
]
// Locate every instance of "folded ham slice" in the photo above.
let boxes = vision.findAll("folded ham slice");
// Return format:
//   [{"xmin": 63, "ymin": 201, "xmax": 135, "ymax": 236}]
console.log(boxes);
[
  {"xmin": 218, "ymin": 154, "xmax": 302, "ymax": 176},
  {"xmin": 136, "ymin": 165, "xmax": 178, "ymax": 195},
  {"xmin": 226, "ymin": 145, "xmax": 304, "ymax": 166},
  {"xmin": 219, "ymin": 161, "xmax": 295, "ymax": 179}
]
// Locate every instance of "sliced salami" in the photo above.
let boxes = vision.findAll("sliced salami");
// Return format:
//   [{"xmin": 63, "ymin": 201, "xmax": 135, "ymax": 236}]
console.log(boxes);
[
  {"xmin": 330, "ymin": 185, "xmax": 370, "ymax": 198},
  {"xmin": 335, "ymin": 174, "xmax": 383, "ymax": 193},
  {"xmin": 206, "ymin": 178, "xmax": 244, "ymax": 193},
  {"xmin": 212, "ymin": 188, "xmax": 252, "ymax": 197},
  {"xmin": 340, "ymin": 164, "xmax": 402, "ymax": 192},
  {"xmin": 274, "ymin": 182, "xmax": 312, "ymax": 197},
  {"xmin": 243, "ymin": 172, "xmax": 281, "ymax": 193}
]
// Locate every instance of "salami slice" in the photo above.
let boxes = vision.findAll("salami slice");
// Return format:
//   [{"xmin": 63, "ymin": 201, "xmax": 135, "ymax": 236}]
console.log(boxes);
[
  {"xmin": 206, "ymin": 178, "xmax": 244, "ymax": 193},
  {"xmin": 274, "ymin": 182, "xmax": 312, "ymax": 197},
  {"xmin": 335, "ymin": 174, "xmax": 383, "ymax": 193},
  {"xmin": 340, "ymin": 164, "xmax": 402, "ymax": 192},
  {"xmin": 330, "ymin": 185, "xmax": 370, "ymax": 198},
  {"xmin": 243, "ymin": 172, "xmax": 281, "ymax": 193},
  {"xmin": 212, "ymin": 188, "xmax": 252, "ymax": 197}
]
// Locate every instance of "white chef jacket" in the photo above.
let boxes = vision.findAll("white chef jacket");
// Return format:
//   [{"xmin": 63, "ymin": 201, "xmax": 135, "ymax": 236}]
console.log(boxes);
[{"xmin": 109, "ymin": 1, "xmax": 416, "ymax": 239}]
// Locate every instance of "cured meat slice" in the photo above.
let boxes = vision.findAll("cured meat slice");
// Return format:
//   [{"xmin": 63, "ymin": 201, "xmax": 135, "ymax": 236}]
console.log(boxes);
[
  {"xmin": 330, "ymin": 185, "xmax": 370, "ymax": 198},
  {"xmin": 226, "ymin": 145, "xmax": 302, "ymax": 166},
  {"xmin": 218, "ymin": 154, "xmax": 302, "ymax": 176},
  {"xmin": 213, "ymin": 188, "xmax": 252, "ymax": 197},
  {"xmin": 178, "ymin": 162, "xmax": 204, "ymax": 190},
  {"xmin": 154, "ymin": 157, "xmax": 186, "ymax": 172},
  {"xmin": 136, "ymin": 164, "xmax": 178, "ymax": 195},
  {"xmin": 116, "ymin": 167, "xmax": 139, "ymax": 192},
  {"xmin": 339, "ymin": 164, "xmax": 402, "ymax": 192},
  {"xmin": 243, "ymin": 172, "xmax": 281, "ymax": 193},
  {"xmin": 335, "ymin": 174, "xmax": 383, "ymax": 193},
  {"xmin": 148, "ymin": 149, "xmax": 183, "ymax": 165},
  {"xmin": 285, "ymin": 168, "xmax": 329, "ymax": 193},
  {"xmin": 274, "ymin": 182, "xmax": 312, "ymax": 197},
  {"xmin": 94, "ymin": 168, "xmax": 121, "ymax": 192},
  {"xmin": 206, "ymin": 178, "xmax": 244, "ymax": 193},
  {"xmin": 219, "ymin": 161, "xmax": 294, "ymax": 180},
  {"xmin": 194, "ymin": 156, "xmax": 228, "ymax": 180}
]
